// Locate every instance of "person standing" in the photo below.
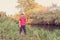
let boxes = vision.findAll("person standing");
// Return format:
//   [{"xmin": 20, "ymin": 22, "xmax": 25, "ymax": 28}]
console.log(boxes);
[{"xmin": 19, "ymin": 13, "xmax": 26, "ymax": 35}]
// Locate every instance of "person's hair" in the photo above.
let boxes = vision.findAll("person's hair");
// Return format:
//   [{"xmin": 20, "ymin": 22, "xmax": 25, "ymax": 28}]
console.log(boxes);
[{"xmin": 21, "ymin": 13, "xmax": 24, "ymax": 15}]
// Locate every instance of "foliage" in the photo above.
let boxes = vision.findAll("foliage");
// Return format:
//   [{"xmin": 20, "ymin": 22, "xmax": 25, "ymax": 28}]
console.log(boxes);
[
  {"xmin": 29, "ymin": 10, "xmax": 60, "ymax": 25},
  {"xmin": 15, "ymin": 0, "xmax": 48, "ymax": 24},
  {"xmin": 0, "ymin": 11, "xmax": 7, "ymax": 23},
  {"xmin": 17, "ymin": 0, "xmax": 48, "ymax": 14},
  {"xmin": 0, "ymin": 14, "xmax": 60, "ymax": 40}
]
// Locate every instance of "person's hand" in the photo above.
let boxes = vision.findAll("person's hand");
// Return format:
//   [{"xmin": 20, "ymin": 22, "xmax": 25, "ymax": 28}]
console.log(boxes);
[
  {"xmin": 19, "ymin": 25, "xmax": 21, "ymax": 27},
  {"xmin": 19, "ymin": 24, "xmax": 21, "ymax": 27}
]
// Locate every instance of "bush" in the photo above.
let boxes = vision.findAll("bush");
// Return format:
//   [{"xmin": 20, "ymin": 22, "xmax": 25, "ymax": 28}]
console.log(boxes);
[{"xmin": 28, "ymin": 10, "xmax": 60, "ymax": 25}]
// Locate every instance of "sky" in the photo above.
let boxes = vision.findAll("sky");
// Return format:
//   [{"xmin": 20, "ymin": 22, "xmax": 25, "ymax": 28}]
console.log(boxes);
[
  {"xmin": 35, "ymin": 0, "xmax": 60, "ymax": 7},
  {"xmin": 0, "ymin": 0, "xmax": 60, "ymax": 15},
  {"xmin": 0, "ymin": 0, "xmax": 19, "ymax": 15}
]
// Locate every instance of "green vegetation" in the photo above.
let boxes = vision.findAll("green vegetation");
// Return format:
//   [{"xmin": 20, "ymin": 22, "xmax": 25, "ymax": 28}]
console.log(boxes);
[
  {"xmin": 30, "ymin": 10, "xmax": 60, "ymax": 25},
  {"xmin": 0, "ymin": 12, "xmax": 60, "ymax": 40}
]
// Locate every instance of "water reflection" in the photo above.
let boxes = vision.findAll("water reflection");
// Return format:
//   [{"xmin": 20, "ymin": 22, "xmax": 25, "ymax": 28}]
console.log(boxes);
[{"xmin": 31, "ymin": 24, "xmax": 60, "ymax": 31}]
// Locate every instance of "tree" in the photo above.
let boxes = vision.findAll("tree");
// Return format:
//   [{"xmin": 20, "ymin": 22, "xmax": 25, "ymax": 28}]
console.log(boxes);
[
  {"xmin": 17, "ymin": 0, "xmax": 35, "ymax": 13},
  {"xmin": 0, "ymin": 11, "xmax": 6, "ymax": 17},
  {"xmin": 16, "ymin": 0, "xmax": 49, "ymax": 24}
]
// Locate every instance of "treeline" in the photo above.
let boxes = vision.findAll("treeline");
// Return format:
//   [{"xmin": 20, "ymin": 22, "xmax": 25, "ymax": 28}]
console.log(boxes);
[
  {"xmin": 0, "ymin": 12, "xmax": 7, "ymax": 23},
  {"xmin": 27, "ymin": 10, "xmax": 60, "ymax": 25},
  {"xmin": 0, "ymin": 10, "xmax": 60, "ymax": 25},
  {"xmin": 0, "ymin": 11, "xmax": 13, "ymax": 23}
]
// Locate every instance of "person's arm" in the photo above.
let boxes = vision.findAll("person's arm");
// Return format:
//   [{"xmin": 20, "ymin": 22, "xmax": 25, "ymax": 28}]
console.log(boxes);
[
  {"xmin": 19, "ymin": 18, "xmax": 21, "ymax": 27},
  {"xmin": 19, "ymin": 21, "xmax": 20, "ymax": 25},
  {"xmin": 26, "ymin": 17, "xmax": 28, "ymax": 22},
  {"xmin": 25, "ymin": 17, "xmax": 27, "ymax": 24}
]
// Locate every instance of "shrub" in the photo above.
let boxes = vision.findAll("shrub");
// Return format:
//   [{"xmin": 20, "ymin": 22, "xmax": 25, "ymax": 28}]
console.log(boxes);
[{"xmin": 28, "ymin": 10, "xmax": 60, "ymax": 25}]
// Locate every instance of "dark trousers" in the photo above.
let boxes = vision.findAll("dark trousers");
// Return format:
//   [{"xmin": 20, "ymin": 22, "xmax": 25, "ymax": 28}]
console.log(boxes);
[{"xmin": 20, "ymin": 25, "xmax": 26, "ymax": 34}]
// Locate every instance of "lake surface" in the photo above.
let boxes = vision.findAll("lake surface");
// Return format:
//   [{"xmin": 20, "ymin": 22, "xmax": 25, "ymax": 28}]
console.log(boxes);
[{"xmin": 31, "ymin": 24, "xmax": 60, "ymax": 31}]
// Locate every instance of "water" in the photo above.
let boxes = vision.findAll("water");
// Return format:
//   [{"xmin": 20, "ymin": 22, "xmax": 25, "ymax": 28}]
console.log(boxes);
[{"xmin": 31, "ymin": 24, "xmax": 60, "ymax": 31}]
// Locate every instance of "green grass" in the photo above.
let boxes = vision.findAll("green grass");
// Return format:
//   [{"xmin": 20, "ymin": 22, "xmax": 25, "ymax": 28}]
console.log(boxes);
[{"xmin": 0, "ymin": 18, "xmax": 60, "ymax": 40}]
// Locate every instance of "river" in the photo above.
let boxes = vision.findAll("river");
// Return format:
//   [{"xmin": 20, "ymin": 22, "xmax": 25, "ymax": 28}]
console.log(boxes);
[{"xmin": 31, "ymin": 24, "xmax": 60, "ymax": 31}]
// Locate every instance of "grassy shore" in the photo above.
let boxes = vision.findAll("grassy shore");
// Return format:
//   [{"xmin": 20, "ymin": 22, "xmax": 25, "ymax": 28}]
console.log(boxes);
[
  {"xmin": 0, "ymin": 18, "xmax": 60, "ymax": 40},
  {"xmin": 0, "ymin": 11, "xmax": 60, "ymax": 40}
]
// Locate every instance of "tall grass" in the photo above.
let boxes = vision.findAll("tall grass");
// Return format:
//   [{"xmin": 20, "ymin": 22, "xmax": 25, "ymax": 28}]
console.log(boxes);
[
  {"xmin": 0, "ymin": 18, "xmax": 60, "ymax": 40},
  {"xmin": 0, "ymin": 12, "xmax": 60, "ymax": 40}
]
